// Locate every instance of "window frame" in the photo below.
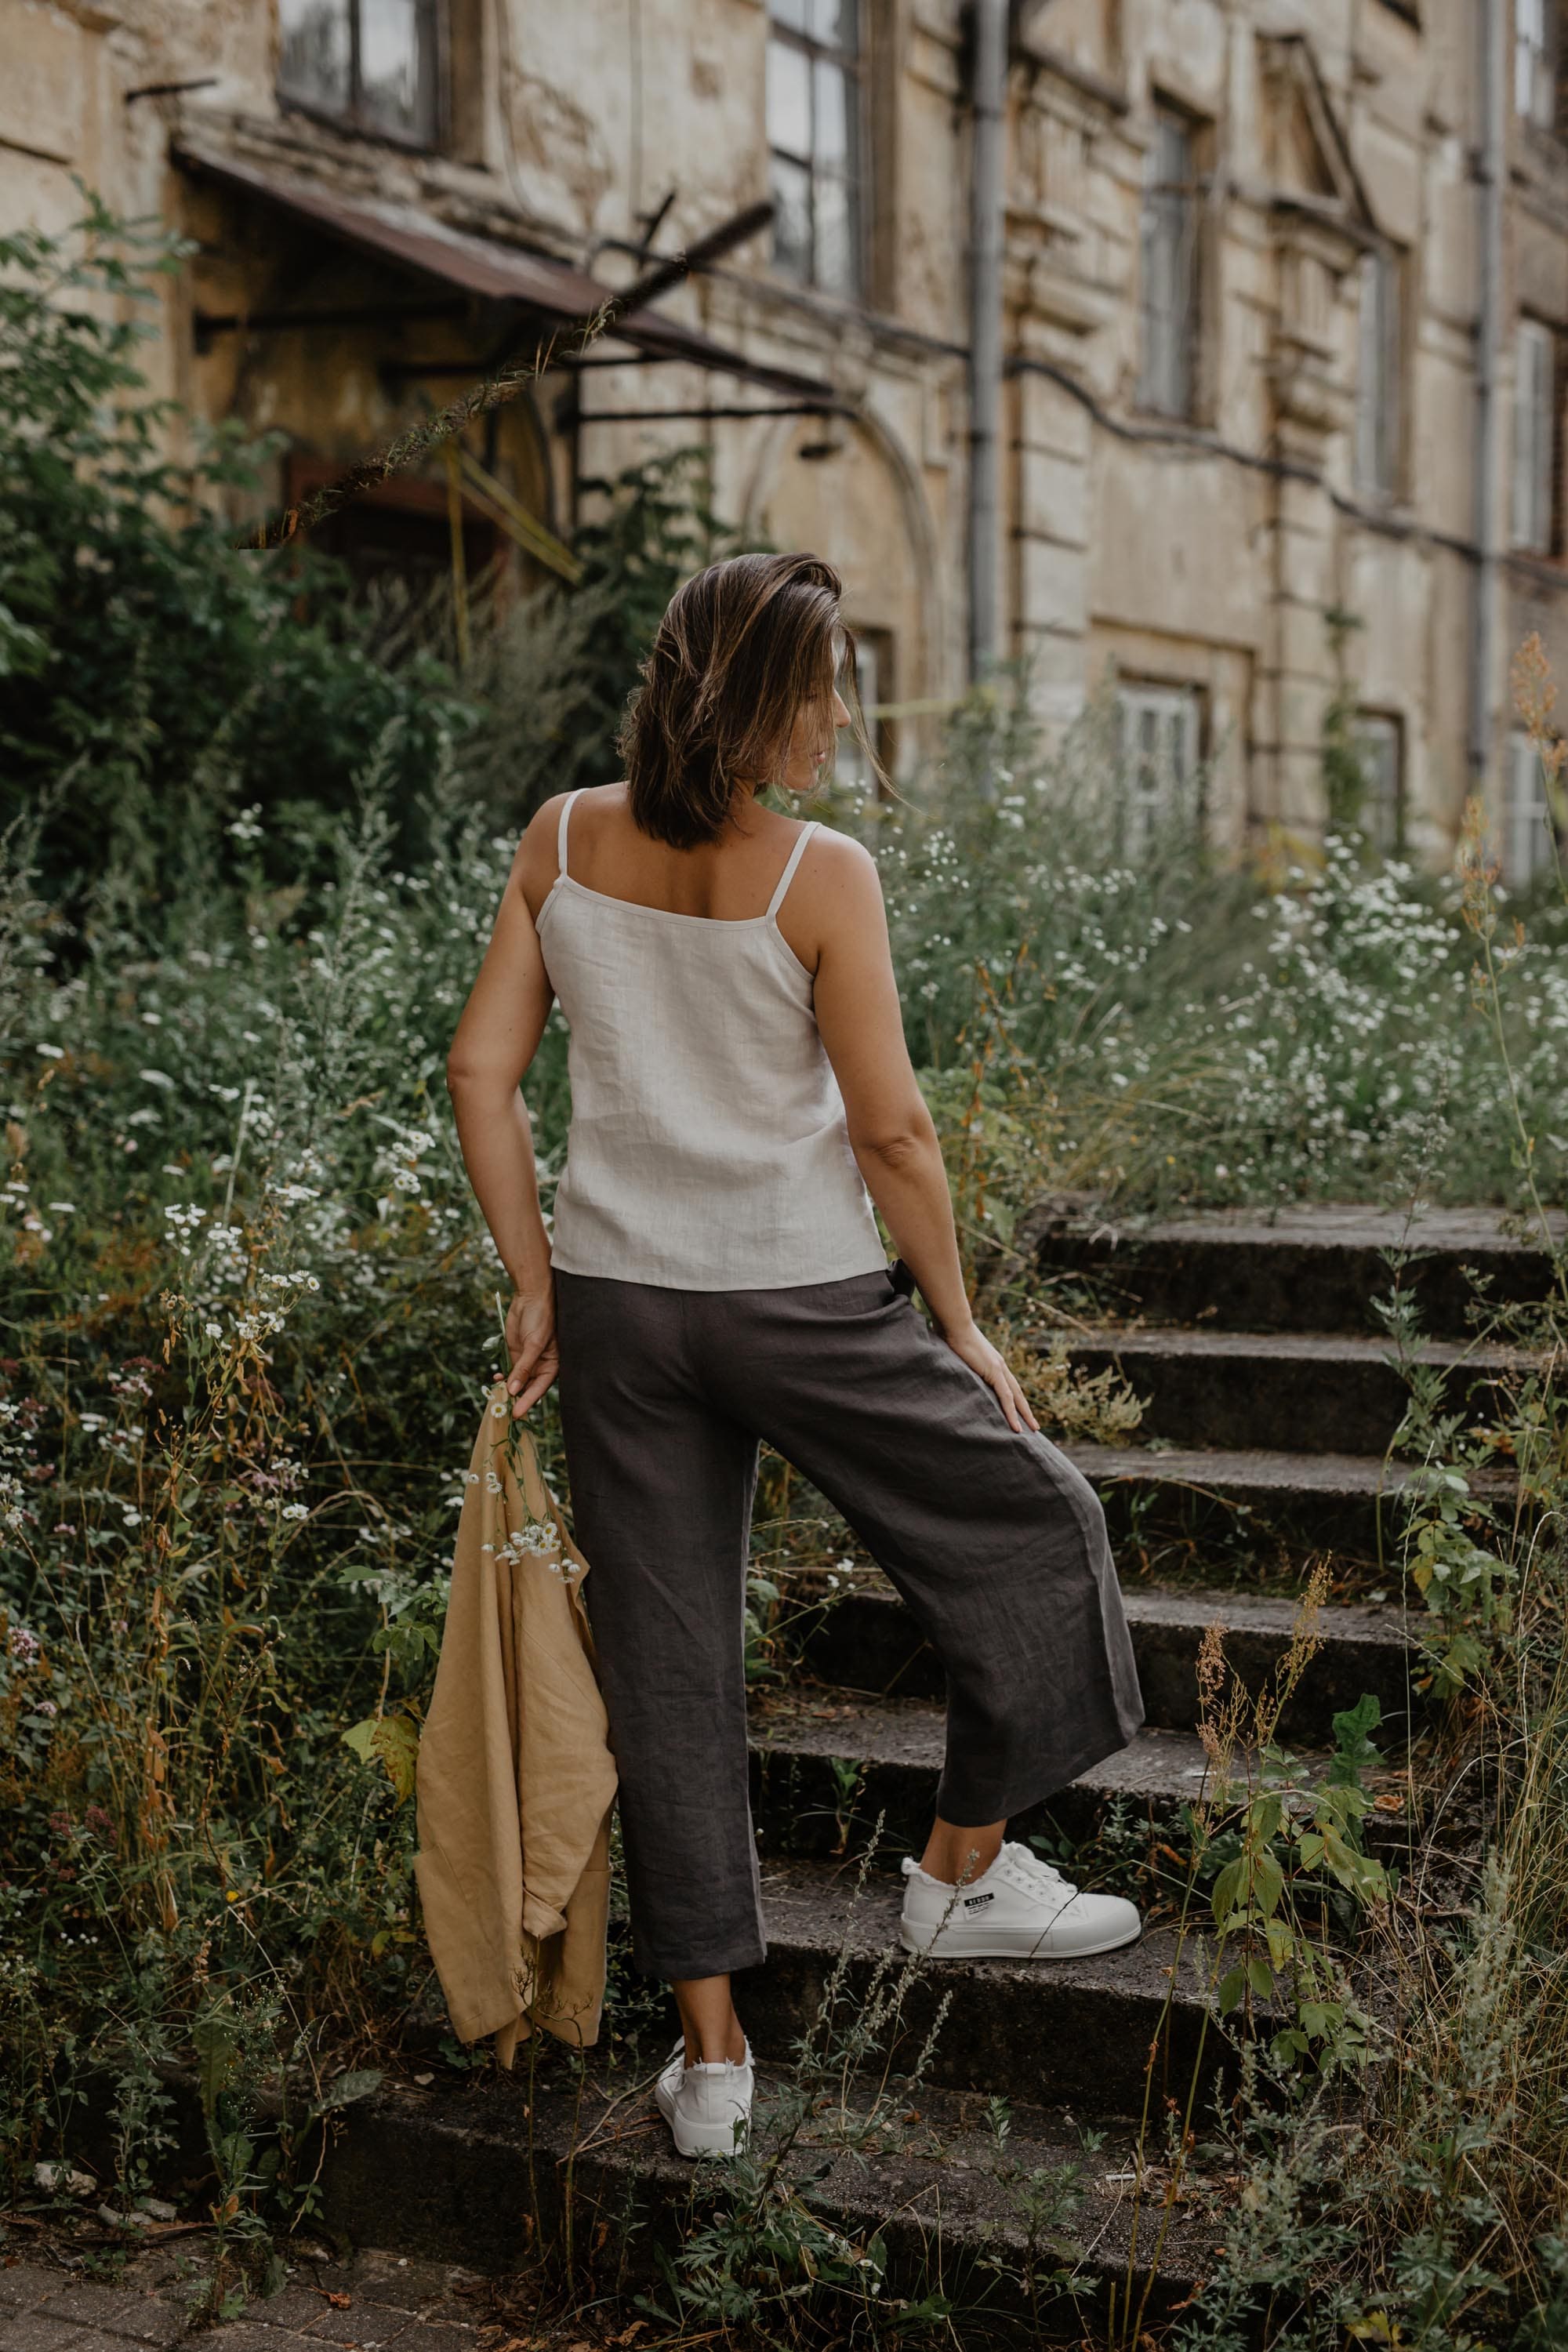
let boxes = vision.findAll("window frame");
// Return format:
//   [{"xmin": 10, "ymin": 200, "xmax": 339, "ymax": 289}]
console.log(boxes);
[
  {"xmin": 1136, "ymin": 103, "xmax": 1207, "ymax": 423},
  {"xmin": 765, "ymin": 0, "xmax": 867, "ymax": 303},
  {"xmin": 277, "ymin": 0, "xmax": 445, "ymax": 153},
  {"xmin": 1352, "ymin": 710, "xmax": 1406, "ymax": 855},
  {"xmin": 1504, "ymin": 728, "xmax": 1559, "ymax": 886},
  {"xmin": 1512, "ymin": 316, "xmax": 1559, "ymax": 556},
  {"xmin": 1515, "ymin": 0, "xmax": 1557, "ymax": 129},
  {"xmin": 1354, "ymin": 245, "xmax": 1404, "ymax": 501},
  {"xmin": 1116, "ymin": 681, "xmax": 1203, "ymax": 856}
]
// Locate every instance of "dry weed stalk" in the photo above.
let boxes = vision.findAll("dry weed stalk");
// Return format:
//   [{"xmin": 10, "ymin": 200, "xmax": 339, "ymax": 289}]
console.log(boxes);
[{"xmin": 241, "ymin": 204, "xmax": 778, "ymax": 553}]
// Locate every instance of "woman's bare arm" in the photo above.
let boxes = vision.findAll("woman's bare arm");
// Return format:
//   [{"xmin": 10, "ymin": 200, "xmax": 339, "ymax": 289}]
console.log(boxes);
[
  {"xmin": 806, "ymin": 834, "xmax": 1037, "ymax": 1434},
  {"xmin": 445, "ymin": 834, "xmax": 559, "ymax": 1415}
]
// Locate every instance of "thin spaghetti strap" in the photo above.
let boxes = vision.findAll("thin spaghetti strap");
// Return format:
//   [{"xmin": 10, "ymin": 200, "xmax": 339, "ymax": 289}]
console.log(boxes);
[
  {"xmin": 766, "ymin": 821, "xmax": 818, "ymax": 920},
  {"xmin": 555, "ymin": 788, "xmax": 583, "ymax": 884}
]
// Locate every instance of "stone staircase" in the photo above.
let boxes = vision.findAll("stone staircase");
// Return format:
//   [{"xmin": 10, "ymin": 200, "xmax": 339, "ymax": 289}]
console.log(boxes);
[
  {"xmin": 1033, "ymin": 1203, "xmax": 1543, "ymax": 1563},
  {"xmin": 307, "ymin": 1205, "xmax": 1556, "ymax": 2339}
]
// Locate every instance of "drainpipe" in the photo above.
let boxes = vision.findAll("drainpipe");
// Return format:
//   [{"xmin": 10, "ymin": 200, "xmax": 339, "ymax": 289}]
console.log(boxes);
[
  {"xmin": 968, "ymin": 0, "xmax": 1007, "ymax": 682},
  {"xmin": 1469, "ymin": 0, "xmax": 1507, "ymax": 800}
]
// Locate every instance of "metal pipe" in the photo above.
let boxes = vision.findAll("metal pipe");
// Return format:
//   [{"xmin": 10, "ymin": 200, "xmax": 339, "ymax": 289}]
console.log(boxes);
[
  {"xmin": 967, "ymin": 0, "xmax": 1007, "ymax": 681},
  {"xmin": 1469, "ymin": 0, "xmax": 1507, "ymax": 794}
]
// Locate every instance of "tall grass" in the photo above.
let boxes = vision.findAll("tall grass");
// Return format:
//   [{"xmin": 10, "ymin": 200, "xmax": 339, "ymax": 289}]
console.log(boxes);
[
  {"xmin": 1157, "ymin": 766, "xmax": 1568, "ymax": 2348},
  {"xmin": 5, "ymin": 713, "xmax": 1566, "ymax": 2335},
  {"xmin": 5, "ymin": 201, "xmax": 1568, "ymax": 2347}
]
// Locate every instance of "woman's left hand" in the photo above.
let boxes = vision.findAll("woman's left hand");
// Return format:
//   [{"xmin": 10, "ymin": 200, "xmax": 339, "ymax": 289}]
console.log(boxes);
[{"xmin": 505, "ymin": 1285, "xmax": 559, "ymax": 1416}]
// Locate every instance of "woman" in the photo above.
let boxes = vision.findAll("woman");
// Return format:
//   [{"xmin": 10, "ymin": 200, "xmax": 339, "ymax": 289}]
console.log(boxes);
[{"xmin": 446, "ymin": 552, "xmax": 1143, "ymax": 2159}]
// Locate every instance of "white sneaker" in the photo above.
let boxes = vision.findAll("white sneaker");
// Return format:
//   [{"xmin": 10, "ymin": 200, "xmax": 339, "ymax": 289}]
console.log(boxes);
[
  {"xmin": 898, "ymin": 1842, "xmax": 1142, "ymax": 1961},
  {"xmin": 654, "ymin": 2037, "xmax": 755, "ymax": 2158}
]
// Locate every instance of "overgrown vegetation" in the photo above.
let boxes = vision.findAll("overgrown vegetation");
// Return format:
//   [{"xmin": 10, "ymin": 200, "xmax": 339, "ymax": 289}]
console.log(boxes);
[{"xmin": 3, "ymin": 205, "xmax": 1568, "ymax": 2347}]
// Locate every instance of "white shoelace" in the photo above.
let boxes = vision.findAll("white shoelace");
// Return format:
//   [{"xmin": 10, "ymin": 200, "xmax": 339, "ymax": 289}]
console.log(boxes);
[
  {"xmin": 905, "ymin": 1845, "xmax": 1080, "ymax": 1902},
  {"xmin": 996, "ymin": 1841, "xmax": 1079, "ymax": 1901}
]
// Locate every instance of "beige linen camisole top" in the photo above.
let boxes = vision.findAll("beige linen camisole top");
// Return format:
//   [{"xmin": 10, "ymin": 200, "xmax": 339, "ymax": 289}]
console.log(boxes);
[{"xmin": 535, "ymin": 789, "xmax": 888, "ymax": 1291}]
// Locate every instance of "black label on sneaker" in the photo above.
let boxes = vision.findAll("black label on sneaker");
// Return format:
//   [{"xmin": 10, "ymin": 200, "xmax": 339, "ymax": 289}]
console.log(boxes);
[{"xmin": 962, "ymin": 1891, "xmax": 995, "ymax": 1910}]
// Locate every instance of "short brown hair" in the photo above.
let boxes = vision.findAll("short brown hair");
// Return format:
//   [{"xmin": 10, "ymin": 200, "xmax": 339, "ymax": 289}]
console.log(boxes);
[{"xmin": 619, "ymin": 551, "xmax": 877, "ymax": 846}]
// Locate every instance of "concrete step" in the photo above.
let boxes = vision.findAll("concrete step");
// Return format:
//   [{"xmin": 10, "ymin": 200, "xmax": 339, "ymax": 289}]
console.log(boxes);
[
  {"xmin": 782, "ymin": 1565, "xmax": 1425, "ymax": 1744},
  {"xmin": 1075, "ymin": 1437, "xmax": 1515, "ymax": 1562},
  {"xmin": 747, "ymin": 1690, "xmax": 1414, "ymax": 1869},
  {"xmin": 1021, "ymin": 1201, "xmax": 1562, "ymax": 1339},
  {"xmin": 303, "ymin": 2063, "xmax": 1225, "ymax": 2336},
  {"xmin": 739, "ymin": 1856, "xmax": 1218, "ymax": 2113},
  {"xmin": 136, "ymin": 2055, "xmax": 1222, "ymax": 2338},
  {"xmin": 1059, "ymin": 1327, "xmax": 1530, "ymax": 1456},
  {"xmin": 751, "ymin": 1695, "xmax": 1221, "ymax": 1863}
]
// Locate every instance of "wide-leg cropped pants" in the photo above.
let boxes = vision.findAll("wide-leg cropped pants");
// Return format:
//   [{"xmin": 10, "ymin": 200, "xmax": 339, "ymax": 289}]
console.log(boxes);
[{"xmin": 554, "ymin": 1265, "xmax": 1145, "ymax": 1981}]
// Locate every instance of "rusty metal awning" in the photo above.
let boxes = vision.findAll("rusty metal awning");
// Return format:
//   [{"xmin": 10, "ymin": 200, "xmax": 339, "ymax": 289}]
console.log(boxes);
[{"xmin": 174, "ymin": 140, "xmax": 833, "ymax": 405}]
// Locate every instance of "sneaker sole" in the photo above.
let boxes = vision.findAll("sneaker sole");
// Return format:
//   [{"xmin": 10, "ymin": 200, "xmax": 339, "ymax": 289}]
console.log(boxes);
[
  {"xmin": 655, "ymin": 2081, "xmax": 752, "ymax": 2159},
  {"xmin": 898, "ymin": 1918, "xmax": 1143, "ymax": 1962}
]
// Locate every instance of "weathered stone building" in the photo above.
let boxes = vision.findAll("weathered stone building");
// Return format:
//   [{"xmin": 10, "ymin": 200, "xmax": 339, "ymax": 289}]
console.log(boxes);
[{"xmin": 4, "ymin": 0, "xmax": 1566, "ymax": 876}]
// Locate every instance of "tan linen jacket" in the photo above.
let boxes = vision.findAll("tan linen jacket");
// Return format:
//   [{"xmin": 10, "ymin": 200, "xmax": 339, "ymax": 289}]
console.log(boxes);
[{"xmin": 414, "ymin": 1385, "xmax": 616, "ymax": 2064}]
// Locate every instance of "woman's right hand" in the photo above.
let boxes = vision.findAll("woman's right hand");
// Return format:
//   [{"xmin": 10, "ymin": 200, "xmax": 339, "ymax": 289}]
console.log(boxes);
[
  {"xmin": 505, "ymin": 1285, "xmax": 559, "ymax": 1417},
  {"xmin": 940, "ymin": 1318, "xmax": 1040, "ymax": 1436}
]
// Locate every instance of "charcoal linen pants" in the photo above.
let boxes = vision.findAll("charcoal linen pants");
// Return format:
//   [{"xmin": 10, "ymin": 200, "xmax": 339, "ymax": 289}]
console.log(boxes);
[{"xmin": 554, "ymin": 1265, "xmax": 1144, "ymax": 1981}]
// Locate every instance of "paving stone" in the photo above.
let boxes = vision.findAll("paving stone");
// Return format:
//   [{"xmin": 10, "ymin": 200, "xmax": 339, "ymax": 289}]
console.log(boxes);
[
  {"xmin": 340, "ymin": 2261, "xmax": 453, "ymax": 2310},
  {"xmin": 27, "ymin": 2288, "xmax": 165, "ymax": 2338},
  {"xmin": 281, "ymin": 2266, "xmax": 354, "ymax": 2302},
  {"xmin": 112, "ymin": 2266, "xmax": 191, "ymax": 2300},
  {"xmin": 84, "ymin": 2301, "xmax": 185, "ymax": 2348},
  {"xmin": 382, "ymin": 2300, "xmax": 475, "ymax": 2333},
  {"xmin": 245, "ymin": 2292, "xmax": 325, "ymax": 2335},
  {"xmin": 0, "ymin": 2271, "xmax": 56, "ymax": 2314},
  {"xmin": 186, "ymin": 2328, "xmax": 307, "ymax": 2352},
  {"xmin": 366, "ymin": 2325, "xmax": 476, "ymax": 2352},
  {"xmin": 0, "ymin": 2317, "xmax": 87, "ymax": 2352},
  {"xmin": 299, "ymin": 2310, "xmax": 408, "ymax": 2352}
]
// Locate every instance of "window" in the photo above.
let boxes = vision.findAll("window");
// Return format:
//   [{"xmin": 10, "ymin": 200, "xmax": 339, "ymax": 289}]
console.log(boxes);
[
  {"xmin": 1116, "ymin": 684, "xmax": 1200, "ymax": 855},
  {"xmin": 1354, "ymin": 249, "xmax": 1403, "ymax": 498},
  {"xmin": 1504, "ymin": 729, "xmax": 1559, "ymax": 885},
  {"xmin": 1512, "ymin": 318, "xmax": 1557, "ymax": 554},
  {"xmin": 1137, "ymin": 109, "xmax": 1203, "ymax": 419},
  {"xmin": 767, "ymin": 0, "xmax": 863, "ymax": 299},
  {"xmin": 1353, "ymin": 713, "xmax": 1404, "ymax": 855},
  {"xmin": 1516, "ymin": 0, "xmax": 1556, "ymax": 127},
  {"xmin": 278, "ymin": 0, "xmax": 440, "ymax": 147}
]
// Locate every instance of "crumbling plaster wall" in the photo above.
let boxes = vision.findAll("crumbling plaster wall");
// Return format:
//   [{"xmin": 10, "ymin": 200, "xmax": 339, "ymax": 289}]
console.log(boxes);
[
  {"xmin": 1007, "ymin": 0, "xmax": 1562, "ymax": 855},
  {"xmin": 7, "ymin": 0, "xmax": 1568, "ymax": 849}
]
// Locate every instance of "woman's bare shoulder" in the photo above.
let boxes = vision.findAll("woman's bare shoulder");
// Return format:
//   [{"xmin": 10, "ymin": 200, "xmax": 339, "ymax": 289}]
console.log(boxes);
[
  {"xmin": 775, "ymin": 819, "xmax": 885, "ymax": 972},
  {"xmin": 517, "ymin": 783, "xmax": 626, "ymax": 888},
  {"xmin": 800, "ymin": 821, "xmax": 882, "ymax": 895},
  {"xmin": 524, "ymin": 782, "xmax": 626, "ymax": 841}
]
